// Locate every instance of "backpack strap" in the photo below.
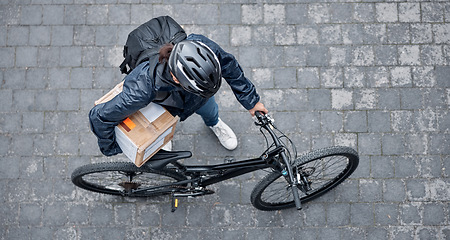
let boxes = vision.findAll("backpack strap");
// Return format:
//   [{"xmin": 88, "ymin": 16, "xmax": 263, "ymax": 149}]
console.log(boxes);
[{"xmin": 135, "ymin": 48, "xmax": 160, "ymax": 67}]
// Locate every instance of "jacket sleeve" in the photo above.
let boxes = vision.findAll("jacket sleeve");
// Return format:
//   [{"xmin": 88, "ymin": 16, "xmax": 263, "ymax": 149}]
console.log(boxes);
[
  {"xmin": 187, "ymin": 34, "xmax": 260, "ymax": 110},
  {"xmin": 89, "ymin": 63, "xmax": 156, "ymax": 156}
]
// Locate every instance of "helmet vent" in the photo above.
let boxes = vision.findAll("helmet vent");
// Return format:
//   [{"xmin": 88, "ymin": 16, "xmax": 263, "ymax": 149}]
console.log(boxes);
[
  {"xmin": 186, "ymin": 57, "xmax": 201, "ymax": 68},
  {"xmin": 193, "ymin": 68, "xmax": 206, "ymax": 82},
  {"xmin": 182, "ymin": 66, "xmax": 194, "ymax": 80},
  {"xmin": 197, "ymin": 48, "xmax": 207, "ymax": 61}
]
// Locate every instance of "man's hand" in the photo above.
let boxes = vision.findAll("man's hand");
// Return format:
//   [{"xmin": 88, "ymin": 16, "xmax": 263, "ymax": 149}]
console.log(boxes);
[{"xmin": 249, "ymin": 102, "xmax": 268, "ymax": 116}]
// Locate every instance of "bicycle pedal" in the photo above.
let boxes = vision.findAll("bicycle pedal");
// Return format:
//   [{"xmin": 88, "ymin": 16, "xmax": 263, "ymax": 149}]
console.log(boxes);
[{"xmin": 171, "ymin": 193, "xmax": 179, "ymax": 212}]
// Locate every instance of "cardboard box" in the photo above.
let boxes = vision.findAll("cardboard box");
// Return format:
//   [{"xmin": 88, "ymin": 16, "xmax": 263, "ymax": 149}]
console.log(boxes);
[{"xmin": 95, "ymin": 81, "xmax": 179, "ymax": 167}]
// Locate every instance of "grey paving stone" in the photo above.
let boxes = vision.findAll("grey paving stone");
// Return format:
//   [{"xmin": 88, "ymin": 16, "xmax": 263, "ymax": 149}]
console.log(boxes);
[
  {"xmin": 350, "ymin": 203, "xmax": 373, "ymax": 226},
  {"xmin": 0, "ymin": 89, "xmax": 13, "ymax": 112},
  {"xmin": 383, "ymin": 179, "xmax": 406, "ymax": 202},
  {"xmin": 374, "ymin": 45, "xmax": 397, "ymax": 66},
  {"xmin": 374, "ymin": 203, "xmax": 399, "ymax": 226},
  {"xmin": 329, "ymin": 46, "xmax": 350, "ymax": 67},
  {"xmin": 95, "ymin": 26, "xmax": 118, "ymax": 46},
  {"xmin": 74, "ymin": 26, "xmax": 95, "ymax": 46},
  {"xmin": 55, "ymin": 133, "xmax": 79, "ymax": 155},
  {"xmin": 327, "ymin": 203, "xmax": 350, "ymax": 226},
  {"xmin": 305, "ymin": 46, "xmax": 328, "ymax": 67},
  {"xmin": 285, "ymin": 4, "xmax": 309, "ymax": 25},
  {"xmin": 371, "ymin": 155, "xmax": 395, "ymax": 179},
  {"xmin": 308, "ymin": 89, "xmax": 331, "ymax": 110},
  {"xmin": 219, "ymin": 4, "xmax": 241, "ymax": 25},
  {"xmin": 303, "ymin": 203, "xmax": 326, "ymax": 227},
  {"xmin": 399, "ymin": 45, "xmax": 421, "ymax": 66},
  {"xmin": 19, "ymin": 203, "xmax": 42, "ymax": 226},
  {"xmin": 330, "ymin": 3, "xmax": 353, "ymax": 23},
  {"xmin": 297, "ymin": 26, "xmax": 319, "ymax": 45},
  {"xmin": 0, "ymin": 47, "xmax": 15, "ymax": 68},
  {"xmin": 405, "ymin": 179, "xmax": 429, "ymax": 201},
  {"xmin": 321, "ymin": 67, "xmax": 344, "ymax": 88},
  {"xmin": 400, "ymin": 203, "xmax": 421, "ymax": 225},
  {"xmin": 57, "ymin": 89, "xmax": 80, "ymax": 111},
  {"xmin": 387, "ymin": 24, "xmax": 410, "ymax": 44},
  {"xmin": 16, "ymin": 46, "xmax": 38, "ymax": 67},
  {"xmin": 308, "ymin": 4, "xmax": 330, "ymax": 24},
  {"xmin": 42, "ymin": 202, "xmax": 68, "ymax": 226},
  {"xmin": 298, "ymin": 68, "xmax": 320, "ymax": 88},
  {"xmin": 435, "ymin": 66, "xmax": 450, "ymax": 87},
  {"xmin": 320, "ymin": 25, "xmax": 342, "ymax": 45},
  {"xmin": 354, "ymin": 3, "xmax": 375, "ymax": 23},
  {"xmin": 411, "ymin": 24, "xmax": 433, "ymax": 44},
  {"xmin": 422, "ymin": 202, "xmax": 447, "ymax": 226},
  {"xmin": 20, "ymin": 5, "xmax": 42, "ymax": 25},
  {"xmin": 382, "ymin": 133, "xmax": 405, "ymax": 155},
  {"xmin": 7, "ymin": 26, "xmax": 29, "ymax": 46},
  {"xmin": 399, "ymin": 3, "xmax": 421, "ymax": 23},
  {"xmin": 43, "ymin": 5, "xmax": 64, "ymax": 25},
  {"xmin": 29, "ymin": 26, "xmax": 51, "ymax": 46},
  {"xmin": 0, "ymin": 135, "xmax": 11, "ymax": 156},
  {"xmin": 375, "ymin": 3, "xmax": 397, "ymax": 23},
  {"xmin": 363, "ymin": 24, "xmax": 386, "ymax": 44},
  {"xmin": 3, "ymin": 68, "xmax": 26, "ymax": 90},
  {"xmin": 422, "ymin": 3, "xmax": 444, "ymax": 23},
  {"xmin": 342, "ymin": 24, "xmax": 364, "ymax": 45},
  {"xmin": 320, "ymin": 111, "xmax": 343, "ymax": 133},
  {"xmin": 64, "ymin": 5, "xmax": 87, "ymax": 25},
  {"xmin": 344, "ymin": 111, "xmax": 367, "ymax": 133},
  {"xmin": 273, "ymin": 67, "xmax": 296, "ymax": 89}
]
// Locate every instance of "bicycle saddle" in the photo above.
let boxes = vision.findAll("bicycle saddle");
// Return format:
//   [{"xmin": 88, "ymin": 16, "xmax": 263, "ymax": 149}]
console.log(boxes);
[{"xmin": 144, "ymin": 150, "xmax": 192, "ymax": 170}]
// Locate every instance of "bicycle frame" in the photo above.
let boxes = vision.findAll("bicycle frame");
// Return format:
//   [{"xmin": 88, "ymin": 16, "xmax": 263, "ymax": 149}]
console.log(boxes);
[
  {"xmin": 132, "ymin": 146, "xmax": 284, "ymax": 194},
  {"xmin": 171, "ymin": 146, "xmax": 285, "ymax": 187},
  {"xmin": 137, "ymin": 112, "xmax": 303, "ymax": 210}
]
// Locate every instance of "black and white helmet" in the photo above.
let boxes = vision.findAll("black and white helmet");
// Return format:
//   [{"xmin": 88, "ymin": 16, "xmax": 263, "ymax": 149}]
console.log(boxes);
[{"xmin": 168, "ymin": 40, "xmax": 221, "ymax": 98}]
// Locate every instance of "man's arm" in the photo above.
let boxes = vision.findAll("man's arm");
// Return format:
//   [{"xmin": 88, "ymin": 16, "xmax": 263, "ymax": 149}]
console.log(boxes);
[
  {"xmin": 187, "ymin": 34, "xmax": 262, "ymax": 112},
  {"xmin": 89, "ymin": 63, "xmax": 156, "ymax": 156}
]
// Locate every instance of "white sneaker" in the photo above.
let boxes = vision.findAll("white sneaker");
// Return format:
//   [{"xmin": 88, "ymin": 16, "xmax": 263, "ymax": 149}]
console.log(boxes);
[
  {"xmin": 209, "ymin": 118, "xmax": 238, "ymax": 150},
  {"xmin": 161, "ymin": 140, "xmax": 172, "ymax": 151}
]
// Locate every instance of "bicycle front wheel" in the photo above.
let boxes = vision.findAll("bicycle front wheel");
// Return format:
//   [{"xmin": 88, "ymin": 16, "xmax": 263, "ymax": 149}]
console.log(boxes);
[
  {"xmin": 71, "ymin": 162, "xmax": 187, "ymax": 197},
  {"xmin": 251, "ymin": 146, "xmax": 359, "ymax": 211}
]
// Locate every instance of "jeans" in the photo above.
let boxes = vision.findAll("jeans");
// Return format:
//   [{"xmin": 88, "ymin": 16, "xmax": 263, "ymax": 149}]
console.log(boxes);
[{"xmin": 195, "ymin": 96, "xmax": 219, "ymax": 127}]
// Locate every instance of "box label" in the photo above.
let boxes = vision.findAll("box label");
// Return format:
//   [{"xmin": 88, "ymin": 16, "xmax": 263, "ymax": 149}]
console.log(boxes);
[{"xmin": 120, "ymin": 117, "xmax": 136, "ymax": 132}]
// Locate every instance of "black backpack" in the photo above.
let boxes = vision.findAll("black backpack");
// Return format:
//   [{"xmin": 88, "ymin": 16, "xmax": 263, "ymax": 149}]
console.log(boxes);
[{"xmin": 119, "ymin": 16, "xmax": 187, "ymax": 74}]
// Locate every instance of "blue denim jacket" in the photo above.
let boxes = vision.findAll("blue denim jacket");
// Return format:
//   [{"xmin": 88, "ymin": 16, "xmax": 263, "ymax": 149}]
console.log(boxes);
[{"xmin": 89, "ymin": 34, "xmax": 260, "ymax": 156}]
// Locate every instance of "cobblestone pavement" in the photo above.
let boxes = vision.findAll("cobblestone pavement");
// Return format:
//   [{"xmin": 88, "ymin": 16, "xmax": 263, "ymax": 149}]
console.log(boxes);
[{"xmin": 1, "ymin": 0, "xmax": 449, "ymax": 239}]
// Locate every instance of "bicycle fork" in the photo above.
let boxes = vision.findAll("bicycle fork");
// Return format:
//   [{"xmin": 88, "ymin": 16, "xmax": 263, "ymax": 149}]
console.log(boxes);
[{"xmin": 279, "ymin": 151, "xmax": 302, "ymax": 210}]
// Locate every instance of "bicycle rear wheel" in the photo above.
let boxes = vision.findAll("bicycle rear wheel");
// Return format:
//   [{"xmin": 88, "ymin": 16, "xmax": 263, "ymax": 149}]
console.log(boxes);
[
  {"xmin": 251, "ymin": 146, "xmax": 359, "ymax": 211},
  {"xmin": 71, "ymin": 162, "xmax": 187, "ymax": 197}
]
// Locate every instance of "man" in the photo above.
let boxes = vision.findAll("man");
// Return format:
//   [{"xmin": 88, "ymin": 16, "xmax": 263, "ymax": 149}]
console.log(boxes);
[{"xmin": 89, "ymin": 34, "xmax": 268, "ymax": 156}]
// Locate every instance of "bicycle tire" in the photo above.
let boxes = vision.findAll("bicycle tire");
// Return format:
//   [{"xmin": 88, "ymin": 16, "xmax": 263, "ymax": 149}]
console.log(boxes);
[
  {"xmin": 251, "ymin": 146, "xmax": 359, "ymax": 211},
  {"xmin": 71, "ymin": 162, "xmax": 187, "ymax": 197}
]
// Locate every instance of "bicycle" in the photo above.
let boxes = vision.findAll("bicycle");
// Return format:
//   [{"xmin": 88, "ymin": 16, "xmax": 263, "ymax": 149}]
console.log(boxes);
[{"xmin": 72, "ymin": 112, "xmax": 359, "ymax": 212}]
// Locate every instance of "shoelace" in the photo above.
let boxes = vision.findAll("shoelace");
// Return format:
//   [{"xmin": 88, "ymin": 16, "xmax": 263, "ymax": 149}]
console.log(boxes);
[{"xmin": 211, "ymin": 123, "xmax": 232, "ymax": 141}]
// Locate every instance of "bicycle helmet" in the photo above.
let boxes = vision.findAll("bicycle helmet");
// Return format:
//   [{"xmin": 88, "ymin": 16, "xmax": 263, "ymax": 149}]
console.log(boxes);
[{"xmin": 168, "ymin": 40, "xmax": 222, "ymax": 98}]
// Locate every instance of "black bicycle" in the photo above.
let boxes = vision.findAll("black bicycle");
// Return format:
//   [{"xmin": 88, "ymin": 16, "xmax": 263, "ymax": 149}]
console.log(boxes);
[{"xmin": 72, "ymin": 112, "xmax": 359, "ymax": 211}]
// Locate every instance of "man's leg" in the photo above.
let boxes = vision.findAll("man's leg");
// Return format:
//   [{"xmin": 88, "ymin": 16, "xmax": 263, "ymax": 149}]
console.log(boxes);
[
  {"xmin": 196, "ymin": 97, "xmax": 237, "ymax": 150},
  {"xmin": 195, "ymin": 96, "xmax": 219, "ymax": 127}
]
